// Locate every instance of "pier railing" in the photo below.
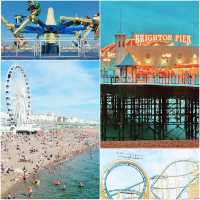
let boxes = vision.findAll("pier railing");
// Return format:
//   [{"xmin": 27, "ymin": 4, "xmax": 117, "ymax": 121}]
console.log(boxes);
[
  {"xmin": 1, "ymin": 38, "xmax": 99, "ymax": 59},
  {"xmin": 102, "ymin": 75, "xmax": 199, "ymax": 86}
]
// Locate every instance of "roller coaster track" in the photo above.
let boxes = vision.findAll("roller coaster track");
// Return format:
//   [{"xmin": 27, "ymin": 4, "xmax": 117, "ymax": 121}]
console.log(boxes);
[
  {"xmin": 176, "ymin": 175, "xmax": 199, "ymax": 200},
  {"xmin": 102, "ymin": 159, "xmax": 199, "ymax": 200},
  {"xmin": 151, "ymin": 160, "xmax": 199, "ymax": 200},
  {"xmin": 103, "ymin": 159, "xmax": 147, "ymax": 199}
]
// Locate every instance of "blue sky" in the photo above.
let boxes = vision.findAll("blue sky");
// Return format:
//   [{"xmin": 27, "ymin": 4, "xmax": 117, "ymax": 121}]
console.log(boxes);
[
  {"xmin": 101, "ymin": 148, "xmax": 199, "ymax": 190},
  {"xmin": 1, "ymin": 60, "xmax": 99, "ymax": 121},
  {"xmin": 1, "ymin": 1, "xmax": 99, "ymax": 40},
  {"xmin": 101, "ymin": 1, "xmax": 199, "ymax": 47}
]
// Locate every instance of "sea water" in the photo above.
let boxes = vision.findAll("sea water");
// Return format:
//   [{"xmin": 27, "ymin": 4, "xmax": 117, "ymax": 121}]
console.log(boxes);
[{"xmin": 8, "ymin": 148, "xmax": 99, "ymax": 199}]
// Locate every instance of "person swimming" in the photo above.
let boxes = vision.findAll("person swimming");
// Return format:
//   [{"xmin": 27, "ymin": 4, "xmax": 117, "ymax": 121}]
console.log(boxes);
[
  {"xmin": 27, "ymin": 186, "xmax": 33, "ymax": 198},
  {"xmin": 52, "ymin": 179, "xmax": 61, "ymax": 186},
  {"xmin": 61, "ymin": 184, "xmax": 66, "ymax": 191},
  {"xmin": 79, "ymin": 182, "xmax": 85, "ymax": 188},
  {"xmin": 32, "ymin": 179, "xmax": 40, "ymax": 185}
]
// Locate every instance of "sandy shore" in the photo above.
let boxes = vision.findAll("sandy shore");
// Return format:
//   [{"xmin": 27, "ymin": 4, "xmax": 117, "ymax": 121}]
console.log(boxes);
[{"xmin": 1, "ymin": 127, "xmax": 99, "ymax": 197}]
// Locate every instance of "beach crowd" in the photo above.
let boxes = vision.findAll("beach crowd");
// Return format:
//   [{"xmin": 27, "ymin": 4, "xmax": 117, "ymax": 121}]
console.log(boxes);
[{"xmin": 1, "ymin": 127, "xmax": 99, "ymax": 197}]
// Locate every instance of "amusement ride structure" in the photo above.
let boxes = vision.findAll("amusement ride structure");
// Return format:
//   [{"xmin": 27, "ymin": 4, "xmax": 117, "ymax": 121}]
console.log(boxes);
[
  {"xmin": 101, "ymin": 156, "xmax": 199, "ymax": 200},
  {"xmin": 5, "ymin": 65, "xmax": 38, "ymax": 133},
  {"xmin": 1, "ymin": 0, "xmax": 99, "ymax": 57}
]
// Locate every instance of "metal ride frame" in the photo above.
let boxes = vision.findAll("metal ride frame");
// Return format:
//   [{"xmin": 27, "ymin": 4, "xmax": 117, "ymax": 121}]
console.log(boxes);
[
  {"xmin": 1, "ymin": 0, "xmax": 99, "ymax": 58},
  {"xmin": 103, "ymin": 160, "xmax": 148, "ymax": 199},
  {"xmin": 151, "ymin": 160, "xmax": 199, "ymax": 200},
  {"xmin": 5, "ymin": 65, "xmax": 31, "ymax": 128},
  {"xmin": 102, "ymin": 159, "xmax": 199, "ymax": 200}
]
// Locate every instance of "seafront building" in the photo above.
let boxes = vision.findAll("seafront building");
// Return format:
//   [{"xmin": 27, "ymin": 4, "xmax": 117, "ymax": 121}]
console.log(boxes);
[
  {"xmin": 101, "ymin": 33, "xmax": 199, "ymax": 85},
  {"xmin": 0, "ymin": 112, "xmax": 98, "ymax": 133}
]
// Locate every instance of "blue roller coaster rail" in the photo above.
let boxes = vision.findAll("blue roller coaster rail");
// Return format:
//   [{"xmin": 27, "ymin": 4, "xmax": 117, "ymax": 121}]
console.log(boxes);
[
  {"xmin": 103, "ymin": 159, "xmax": 199, "ymax": 200},
  {"xmin": 103, "ymin": 160, "xmax": 147, "ymax": 199}
]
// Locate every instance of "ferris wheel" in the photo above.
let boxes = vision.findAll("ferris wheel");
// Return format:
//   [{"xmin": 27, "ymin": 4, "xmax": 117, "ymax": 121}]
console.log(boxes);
[{"xmin": 5, "ymin": 65, "xmax": 31, "ymax": 128}]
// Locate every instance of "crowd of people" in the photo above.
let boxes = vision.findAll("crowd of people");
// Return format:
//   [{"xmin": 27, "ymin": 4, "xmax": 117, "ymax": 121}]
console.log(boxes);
[{"xmin": 1, "ymin": 127, "xmax": 99, "ymax": 197}]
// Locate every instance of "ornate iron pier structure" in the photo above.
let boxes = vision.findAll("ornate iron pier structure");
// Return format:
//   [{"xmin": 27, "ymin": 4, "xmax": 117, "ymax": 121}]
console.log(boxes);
[{"xmin": 101, "ymin": 84, "xmax": 199, "ymax": 140}]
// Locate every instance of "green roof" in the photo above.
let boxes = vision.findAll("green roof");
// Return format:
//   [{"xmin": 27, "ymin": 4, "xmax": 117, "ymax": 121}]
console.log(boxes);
[{"xmin": 117, "ymin": 53, "xmax": 137, "ymax": 67}]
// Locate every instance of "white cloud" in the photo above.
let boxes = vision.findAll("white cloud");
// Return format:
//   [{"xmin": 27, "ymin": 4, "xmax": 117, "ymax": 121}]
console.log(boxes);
[{"xmin": 1, "ymin": 60, "xmax": 99, "ymax": 120}]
